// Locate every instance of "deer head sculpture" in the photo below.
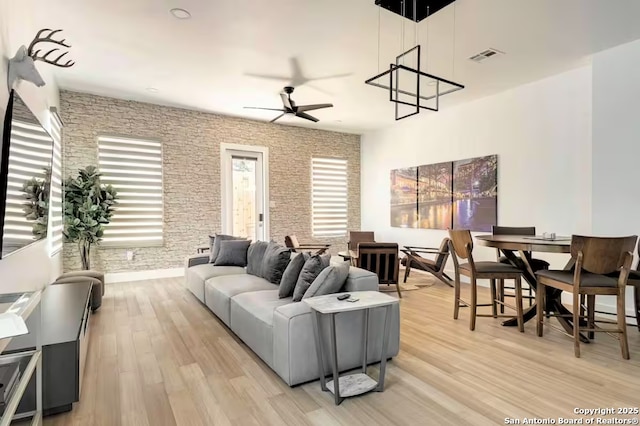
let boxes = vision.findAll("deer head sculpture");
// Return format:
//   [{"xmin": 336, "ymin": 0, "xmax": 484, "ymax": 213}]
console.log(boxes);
[{"xmin": 7, "ymin": 29, "xmax": 75, "ymax": 90}]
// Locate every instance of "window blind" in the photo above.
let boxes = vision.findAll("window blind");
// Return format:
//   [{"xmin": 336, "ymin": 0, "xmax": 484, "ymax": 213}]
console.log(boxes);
[
  {"xmin": 97, "ymin": 136, "xmax": 163, "ymax": 247},
  {"xmin": 49, "ymin": 109, "xmax": 63, "ymax": 256},
  {"xmin": 3, "ymin": 120, "xmax": 53, "ymax": 249},
  {"xmin": 311, "ymin": 157, "xmax": 348, "ymax": 237}
]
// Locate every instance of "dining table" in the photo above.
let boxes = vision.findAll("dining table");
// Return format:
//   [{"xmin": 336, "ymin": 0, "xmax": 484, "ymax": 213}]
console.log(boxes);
[{"xmin": 475, "ymin": 234, "xmax": 589, "ymax": 342}]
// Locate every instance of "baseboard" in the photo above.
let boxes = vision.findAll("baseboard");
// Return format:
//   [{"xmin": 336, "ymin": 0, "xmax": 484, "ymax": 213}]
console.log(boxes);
[{"xmin": 105, "ymin": 267, "xmax": 184, "ymax": 284}]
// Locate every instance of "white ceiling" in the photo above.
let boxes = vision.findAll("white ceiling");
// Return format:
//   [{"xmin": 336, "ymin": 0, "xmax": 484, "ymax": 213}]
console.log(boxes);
[{"xmin": 37, "ymin": 0, "xmax": 640, "ymax": 134}]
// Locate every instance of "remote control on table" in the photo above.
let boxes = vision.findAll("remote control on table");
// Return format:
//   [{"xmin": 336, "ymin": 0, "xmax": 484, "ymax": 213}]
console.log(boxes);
[{"xmin": 336, "ymin": 294, "xmax": 350, "ymax": 300}]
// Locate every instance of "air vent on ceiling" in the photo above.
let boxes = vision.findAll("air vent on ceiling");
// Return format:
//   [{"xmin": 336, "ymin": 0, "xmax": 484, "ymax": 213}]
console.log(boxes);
[{"xmin": 469, "ymin": 48, "xmax": 504, "ymax": 63}]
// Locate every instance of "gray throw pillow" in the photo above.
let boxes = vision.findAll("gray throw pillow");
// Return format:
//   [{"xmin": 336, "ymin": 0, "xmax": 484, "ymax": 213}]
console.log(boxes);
[
  {"xmin": 279, "ymin": 252, "xmax": 309, "ymax": 299},
  {"xmin": 208, "ymin": 235, "xmax": 216, "ymax": 262},
  {"xmin": 292, "ymin": 254, "xmax": 331, "ymax": 302},
  {"xmin": 261, "ymin": 242, "xmax": 291, "ymax": 285},
  {"xmin": 214, "ymin": 240, "xmax": 251, "ymax": 267},
  {"xmin": 303, "ymin": 262, "xmax": 350, "ymax": 299},
  {"xmin": 246, "ymin": 241, "xmax": 269, "ymax": 277},
  {"xmin": 210, "ymin": 234, "xmax": 245, "ymax": 263}
]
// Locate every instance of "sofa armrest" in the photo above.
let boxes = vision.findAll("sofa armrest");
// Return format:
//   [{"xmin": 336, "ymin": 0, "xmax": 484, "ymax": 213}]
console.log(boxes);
[
  {"xmin": 343, "ymin": 266, "xmax": 379, "ymax": 292},
  {"xmin": 186, "ymin": 254, "xmax": 210, "ymax": 268}
]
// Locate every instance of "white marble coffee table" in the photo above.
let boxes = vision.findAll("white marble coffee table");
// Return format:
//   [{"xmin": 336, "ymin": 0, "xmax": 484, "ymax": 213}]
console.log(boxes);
[{"xmin": 303, "ymin": 291, "xmax": 399, "ymax": 405}]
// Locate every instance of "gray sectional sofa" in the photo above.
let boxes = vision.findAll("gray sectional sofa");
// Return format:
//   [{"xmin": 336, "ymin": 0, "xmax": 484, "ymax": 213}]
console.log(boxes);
[{"xmin": 185, "ymin": 253, "xmax": 400, "ymax": 386}]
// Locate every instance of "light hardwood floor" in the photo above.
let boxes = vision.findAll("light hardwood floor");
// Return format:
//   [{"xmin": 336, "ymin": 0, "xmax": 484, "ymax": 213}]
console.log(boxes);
[{"xmin": 45, "ymin": 276, "xmax": 640, "ymax": 426}]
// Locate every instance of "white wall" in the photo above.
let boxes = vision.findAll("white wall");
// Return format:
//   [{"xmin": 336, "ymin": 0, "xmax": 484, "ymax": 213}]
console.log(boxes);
[
  {"xmin": 361, "ymin": 66, "xmax": 592, "ymax": 271},
  {"xmin": 592, "ymin": 39, "xmax": 640, "ymax": 237},
  {"xmin": 591, "ymin": 39, "xmax": 640, "ymax": 318},
  {"xmin": 0, "ymin": 0, "xmax": 62, "ymax": 292}
]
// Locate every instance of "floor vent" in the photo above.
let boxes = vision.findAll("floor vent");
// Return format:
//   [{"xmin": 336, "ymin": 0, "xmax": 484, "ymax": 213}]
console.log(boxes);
[{"xmin": 469, "ymin": 48, "xmax": 504, "ymax": 63}]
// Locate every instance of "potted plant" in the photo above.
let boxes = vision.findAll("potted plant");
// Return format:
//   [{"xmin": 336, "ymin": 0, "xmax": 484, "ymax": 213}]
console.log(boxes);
[
  {"xmin": 22, "ymin": 167, "xmax": 51, "ymax": 239},
  {"xmin": 63, "ymin": 166, "xmax": 117, "ymax": 270}
]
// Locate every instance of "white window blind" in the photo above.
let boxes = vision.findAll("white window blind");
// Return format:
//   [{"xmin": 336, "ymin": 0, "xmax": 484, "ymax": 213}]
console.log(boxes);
[
  {"xmin": 3, "ymin": 120, "xmax": 53, "ymax": 249},
  {"xmin": 97, "ymin": 136, "xmax": 163, "ymax": 247},
  {"xmin": 49, "ymin": 109, "xmax": 63, "ymax": 256},
  {"xmin": 312, "ymin": 157, "xmax": 348, "ymax": 237}
]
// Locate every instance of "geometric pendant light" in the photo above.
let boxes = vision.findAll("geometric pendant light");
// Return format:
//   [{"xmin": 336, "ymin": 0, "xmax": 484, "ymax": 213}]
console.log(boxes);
[{"xmin": 365, "ymin": 0, "xmax": 464, "ymax": 120}]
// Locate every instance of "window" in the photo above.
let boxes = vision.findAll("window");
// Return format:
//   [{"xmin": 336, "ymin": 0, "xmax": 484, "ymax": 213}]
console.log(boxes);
[
  {"xmin": 311, "ymin": 157, "xmax": 348, "ymax": 237},
  {"xmin": 97, "ymin": 136, "xmax": 163, "ymax": 247},
  {"xmin": 49, "ymin": 108, "xmax": 63, "ymax": 255}
]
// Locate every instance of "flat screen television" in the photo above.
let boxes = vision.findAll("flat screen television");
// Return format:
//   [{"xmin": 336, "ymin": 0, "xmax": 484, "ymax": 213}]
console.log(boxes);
[{"xmin": 0, "ymin": 90, "xmax": 54, "ymax": 258}]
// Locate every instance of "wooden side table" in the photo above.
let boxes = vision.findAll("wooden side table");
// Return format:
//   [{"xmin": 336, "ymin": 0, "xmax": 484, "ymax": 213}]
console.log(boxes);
[{"xmin": 303, "ymin": 291, "xmax": 398, "ymax": 405}]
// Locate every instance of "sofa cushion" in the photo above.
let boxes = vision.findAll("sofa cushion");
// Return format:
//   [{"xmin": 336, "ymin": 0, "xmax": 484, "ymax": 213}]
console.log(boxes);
[
  {"xmin": 210, "ymin": 234, "xmax": 246, "ymax": 263},
  {"xmin": 247, "ymin": 241, "xmax": 269, "ymax": 277},
  {"xmin": 292, "ymin": 254, "xmax": 331, "ymax": 302},
  {"xmin": 303, "ymin": 262, "xmax": 350, "ymax": 299},
  {"xmin": 261, "ymin": 242, "xmax": 291, "ymax": 285},
  {"xmin": 214, "ymin": 239, "xmax": 251, "ymax": 267},
  {"xmin": 204, "ymin": 274, "xmax": 277, "ymax": 326},
  {"xmin": 230, "ymin": 290, "xmax": 293, "ymax": 368},
  {"xmin": 279, "ymin": 252, "xmax": 309, "ymax": 298},
  {"xmin": 185, "ymin": 264, "xmax": 246, "ymax": 303}
]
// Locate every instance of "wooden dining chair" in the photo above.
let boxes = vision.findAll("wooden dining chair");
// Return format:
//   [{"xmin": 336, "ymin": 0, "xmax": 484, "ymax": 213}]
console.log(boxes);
[
  {"xmin": 448, "ymin": 229, "xmax": 525, "ymax": 332},
  {"xmin": 400, "ymin": 238, "xmax": 453, "ymax": 287},
  {"xmin": 347, "ymin": 231, "xmax": 375, "ymax": 251},
  {"xmin": 355, "ymin": 242, "xmax": 401, "ymax": 298},
  {"xmin": 492, "ymin": 226, "xmax": 550, "ymax": 313},
  {"xmin": 535, "ymin": 235, "xmax": 637, "ymax": 359}
]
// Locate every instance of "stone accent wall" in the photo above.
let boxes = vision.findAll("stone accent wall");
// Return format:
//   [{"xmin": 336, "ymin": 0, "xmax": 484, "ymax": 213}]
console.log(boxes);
[{"xmin": 60, "ymin": 91, "xmax": 360, "ymax": 273}]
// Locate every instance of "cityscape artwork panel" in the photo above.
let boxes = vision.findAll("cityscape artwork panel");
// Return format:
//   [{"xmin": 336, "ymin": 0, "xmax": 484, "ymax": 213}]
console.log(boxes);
[
  {"xmin": 417, "ymin": 162, "xmax": 452, "ymax": 230},
  {"xmin": 390, "ymin": 167, "xmax": 418, "ymax": 228},
  {"xmin": 452, "ymin": 155, "xmax": 498, "ymax": 232},
  {"xmin": 390, "ymin": 155, "xmax": 497, "ymax": 232}
]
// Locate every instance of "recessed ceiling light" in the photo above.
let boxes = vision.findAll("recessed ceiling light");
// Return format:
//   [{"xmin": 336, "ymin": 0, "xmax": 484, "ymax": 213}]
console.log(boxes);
[
  {"xmin": 146, "ymin": 87, "xmax": 159, "ymax": 93},
  {"xmin": 170, "ymin": 8, "xmax": 191, "ymax": 19}
]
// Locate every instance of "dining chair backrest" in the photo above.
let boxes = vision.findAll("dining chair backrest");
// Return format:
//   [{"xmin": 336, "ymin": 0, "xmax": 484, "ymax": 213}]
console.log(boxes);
[
  {"xmin": 284, "ymin": 235, "xmax": 299, "ymax": 249},
  {"xmin": 448, "ymin": 229, "xmax": 473, "ymax": 260},
  {"xmin": 356, "ymin": 242, "xmax": 399, "ymax": 285},
  {"xmin": 348, "ymin": 231, "xmax": 375, "ymax": 251},
  {"xmin": 492, "ymin": 226, "xmax": 536, "ymax": 236},
  {"xmin": 570, "ymin": 235, "xmax": 638, "ymax": 275},
  {"xmin": 434, "ymin": 238, "xmax": 451, "ymax": 270}
]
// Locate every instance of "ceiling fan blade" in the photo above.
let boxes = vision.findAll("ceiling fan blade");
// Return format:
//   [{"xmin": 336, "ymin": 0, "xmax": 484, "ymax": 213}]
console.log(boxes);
[
  {"xmin": 270, "ymin": 113, "xmax": 286, "ymax": 123},
  {"xmin": 280, "ymin": 93, "xmax": 293, "ymax": 110},
  {"xmin": 295, "ymin": 112, "xmax": 319, "ymax": 122},
  {"xmin": 244, "ymin": 107, "xmax": 286, "ymax": 112},
  {"xmin": 245, "ymin": 73, "xmax": 291, "ymax": 81},
  {"xmin": 296, "ymin": 103, "xmax": 333, "ymax": 112}
]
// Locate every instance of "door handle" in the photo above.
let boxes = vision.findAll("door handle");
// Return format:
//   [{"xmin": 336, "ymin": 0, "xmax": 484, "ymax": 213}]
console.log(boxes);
[{"xmin": 259, "ymin": 213, "xmax": 264, "ymax": 222}]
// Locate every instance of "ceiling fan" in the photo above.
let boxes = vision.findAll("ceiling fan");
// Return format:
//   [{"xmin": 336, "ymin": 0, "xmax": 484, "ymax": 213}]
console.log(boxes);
[{"xmin": 244, "ymin": 86, "xmax": 333, "ymax": 123}]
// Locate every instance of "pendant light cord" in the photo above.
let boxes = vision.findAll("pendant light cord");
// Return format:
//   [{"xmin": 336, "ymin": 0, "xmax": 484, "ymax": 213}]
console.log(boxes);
[
  {"xmin": 377, "ymin": 3, "xmax": 381, "ymax": 73},
  {"xmin": 452, "ymin": 1, "xmax": 457, "ymax": 79}
]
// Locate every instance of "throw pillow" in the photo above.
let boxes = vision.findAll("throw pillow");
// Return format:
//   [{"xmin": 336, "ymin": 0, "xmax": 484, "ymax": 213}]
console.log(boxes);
[
  {"xmin": 210, "ymin": 234, "xmax": 245, "ymax": 263},
  {"xmin": 292, "ymin": 254, "xmax": 331, "ymax": 302},
  {"xmin": 246, "ymin": 241, "xmax": 269, "ymax": 277},
  {"xmin": 208, "ymin": 235, "xmax": 216, "ymax": 262},
  {"xmin": 303, "ymin": 262, "xmax": 350, "ymax": 299},
  {"xmin": 213, "ymin": 239, "xmax": 252, "ymax": 267},
  {"xmin": 279, "ymin": 252, "xmax": 309, "ymax": 299},
  {"xmin": 261, "ymin": 241, "xmax": 291, "ymax": 285}
]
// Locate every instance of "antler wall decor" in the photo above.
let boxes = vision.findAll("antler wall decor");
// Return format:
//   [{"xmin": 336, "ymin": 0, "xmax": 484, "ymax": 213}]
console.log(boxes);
[{"xmin": 7, "ymin": 28, "xmax": 75, "ymax": 90}]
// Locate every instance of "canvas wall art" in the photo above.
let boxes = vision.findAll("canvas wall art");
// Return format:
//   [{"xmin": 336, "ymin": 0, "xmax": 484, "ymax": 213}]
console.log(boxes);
[
  {"xmin": 390, "ymin": 167, "xmax": 418, "ymax": 228},
  {"xmin": 417, "ymin": 162, "xmax": 452, "ymax": 230},
  {"xmin": 452, "ymin": 155, "xmax": 498, "ymax": 232},
  {"xmin": 390, "ymin": 155, "xmax": 497, "ymax": 232}
]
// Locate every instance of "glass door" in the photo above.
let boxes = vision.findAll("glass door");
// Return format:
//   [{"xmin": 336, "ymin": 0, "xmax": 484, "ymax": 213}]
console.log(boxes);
[{"xmin": 222, "ymin": 149, "xmax": 266, "ymax": 241}]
